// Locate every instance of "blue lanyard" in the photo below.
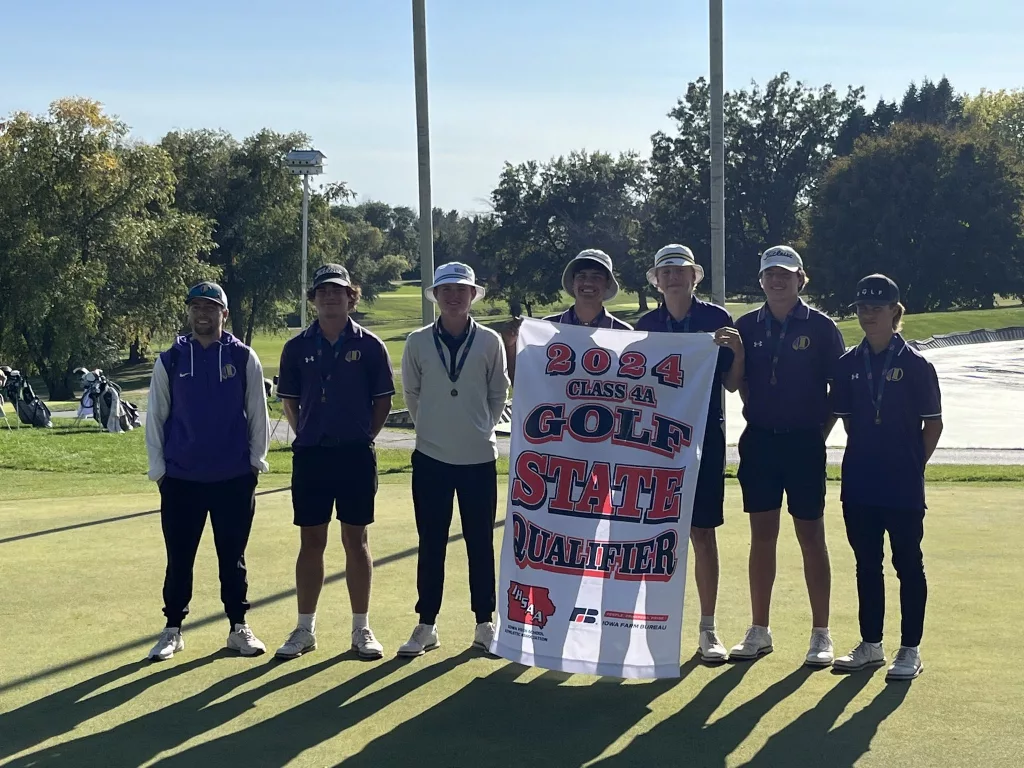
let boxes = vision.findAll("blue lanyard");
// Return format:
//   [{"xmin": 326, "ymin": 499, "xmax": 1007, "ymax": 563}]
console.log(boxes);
[
  {"xmin": 764, "ymin": 310, "xmax": 793, "ymax": 385},
  {"xmin": 432, "ymin": 319, "xmax": 477, "ymax": 386},
  {"xmin": 569, "ymin": 308, "xmax": 606, "ymax": 327},
  {"xmin": 863, "ymin": 337, "xmax": 897, "ymax": 425},
  {"xmin": 316, "ymin": 330, "xmax": 344, "ymax": 402}
]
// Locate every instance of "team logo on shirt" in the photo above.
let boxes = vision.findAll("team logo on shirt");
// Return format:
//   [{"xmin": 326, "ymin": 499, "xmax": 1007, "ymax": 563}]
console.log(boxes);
[
  {"xmin": 791, "ymin": 336, "xmax": 811, "ymax": 351},
  {"xmin": 345, "ymin": 350, "xmax": 362, "ymax": 362},
  {"xmin": 885, "ymin": 368, "xmax": 904, "ymax": 382},
  {"xmin": 222, "ymin": 363, "xmax": 237, "ymax": 379}
]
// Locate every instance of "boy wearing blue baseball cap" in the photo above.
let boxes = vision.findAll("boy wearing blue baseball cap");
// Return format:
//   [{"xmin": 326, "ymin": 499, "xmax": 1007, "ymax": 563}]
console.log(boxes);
[{"xmin": 831, "ymin": 274, "xmax": 942, "ymax": 680}]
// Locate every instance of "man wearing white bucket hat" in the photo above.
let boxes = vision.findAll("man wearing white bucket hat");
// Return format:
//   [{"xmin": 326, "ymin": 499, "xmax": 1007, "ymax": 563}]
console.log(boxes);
[
  {"xmin": 398, "ymin": 262, "xmax": 511, "ymax": 657},
  {"xmin": 502, "ymin": 249, "xmax": 631, "ymax": 383},
  {"xmin": 636, "ymin": 245, "xmax": 745, "ymax": 662}
]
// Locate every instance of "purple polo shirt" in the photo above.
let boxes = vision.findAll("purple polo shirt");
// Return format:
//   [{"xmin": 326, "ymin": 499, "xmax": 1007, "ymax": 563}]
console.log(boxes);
[
  {"xmin": 635, "ymin": 299, "xmax": 734, "ymax": 426},
  {"xmin": 543, "ymin": 307, "xmax": 633, "ymax": 331},
  {"xmin": 735, "ymin": 299, "xmax": 846, "ymax": 430},
  {"xmin": 832, "ymin": 335, "xmax": 942, "ymax": 510},
  {"xmin": 277, "ymin": 319, "xmax": 395, "ymax": 447}
]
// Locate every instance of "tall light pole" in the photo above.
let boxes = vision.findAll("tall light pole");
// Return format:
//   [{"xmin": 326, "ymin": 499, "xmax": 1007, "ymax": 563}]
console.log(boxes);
[
  {"xmin": 709, "ymin": 0, "xmax": 726, "ymax": 307},
  {"xmin": 285, "ymin": 149, "xmax": 326, "ymax": 327},
  {"xmin": 413, "ymin": 0, "xmax": 435, "ymax": 325}
]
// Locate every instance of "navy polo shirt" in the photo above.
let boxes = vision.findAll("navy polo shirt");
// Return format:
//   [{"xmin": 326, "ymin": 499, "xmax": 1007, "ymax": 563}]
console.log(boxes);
[
  {"xmin": 735, "ymin": 299, "xmax": 846, "ymax": 430},
  {"xmin": 277, "ymin": 319, "xmax": 395, "ymax": 447},
  {"xmin": 543, "ymin": 307, "xmax": 633, "ymax": 331},
  {"xmin": 635, "ymin": 299, "xmax": 734, "ymax": 426},
  {"xmin": 832, "ymin": 335, "xmax": 942, "ymax": 510}
]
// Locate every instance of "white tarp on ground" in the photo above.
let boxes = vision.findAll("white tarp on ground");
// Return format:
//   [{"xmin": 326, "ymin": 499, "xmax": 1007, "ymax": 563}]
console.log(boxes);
[{"xmin": 724, "ymin": 339, "xmax": 1024, "ymax": 450}]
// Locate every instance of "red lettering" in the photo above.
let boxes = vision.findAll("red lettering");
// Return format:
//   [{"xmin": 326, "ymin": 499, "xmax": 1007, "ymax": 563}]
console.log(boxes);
[
  {"xmin": 547, "ymin": 456, "xmax": 587, "ymax": 513},
  {"xmin": 573, "ymin": 462, "xmax": 613, "ymax": 516},
  {"xmin": 613, "ymin": 465, "xmax": 655, "ymax": 520},
  {"xmin": 511, "ymin": 451, "xmax": 549, "ymax": 509},
  {"xmin": 647, "ymin": 468, "xmax": 685, "ymax": 522}
]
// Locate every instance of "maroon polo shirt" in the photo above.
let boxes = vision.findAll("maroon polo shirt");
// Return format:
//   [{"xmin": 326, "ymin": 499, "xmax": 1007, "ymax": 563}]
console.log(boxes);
[
  {"xmin": 735, "ymin": 299, "xmax": 846, "ymax": 431},
  {"xmin": 277, "ymin": 318, "xmax": 395, "ymax": 447}
]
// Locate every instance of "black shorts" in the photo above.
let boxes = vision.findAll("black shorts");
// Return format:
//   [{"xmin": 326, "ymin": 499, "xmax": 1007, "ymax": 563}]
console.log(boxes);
[
  {"xmin": 737, "ymin": 426, "xmax": 826, "ymax": 520},
  {"xmin": 291, "ymin": 443, "xmax": 377, "ymax": 527},
  {"xmin": 692, "ymin": 422, "xmax": 726, "ymax": 529}
]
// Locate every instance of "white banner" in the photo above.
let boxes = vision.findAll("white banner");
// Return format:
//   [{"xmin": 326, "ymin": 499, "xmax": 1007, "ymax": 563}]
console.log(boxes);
[{"xmin": 491, "ymin": 317, "xmax": 719, "ymax": 679}]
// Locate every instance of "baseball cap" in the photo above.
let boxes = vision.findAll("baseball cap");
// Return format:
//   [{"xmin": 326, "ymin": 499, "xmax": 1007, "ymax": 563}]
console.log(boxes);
[
  {"xmin": 425, "ymin": 262, "xmax": 486, "ymax": 304},
  {"xmin": 759, "ymin": 245, "xmax": 804, "ymax": 274},
  {"xmin": 308, "ymin": 263, "xmax": 352, "ymax": 298},
  {"xmin": 561, "ymin": 249, "xmax": 620, "ymax": 301},
  {"xmin": 646, "ymin": 244, "xmax": 705, "ymax": 288},
  {"xmin": 852, "ymin": 274, "xmax": 900, "ymax": 307},
  {"xmin": 186, "ymin": 281, "xmax": 228, "ymax": 308}
]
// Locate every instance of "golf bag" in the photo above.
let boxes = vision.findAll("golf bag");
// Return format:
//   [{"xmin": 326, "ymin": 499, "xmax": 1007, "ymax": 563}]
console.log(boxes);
[
  {"xmin": 75, "ymin": 368, "xmax": 141, "ymax": 433},
  {"xmin": 0, "ymin": 367, "xmax": 53, "ymax": 428}
]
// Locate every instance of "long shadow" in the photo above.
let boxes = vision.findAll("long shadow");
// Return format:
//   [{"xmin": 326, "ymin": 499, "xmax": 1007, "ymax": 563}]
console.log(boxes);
[
  {"xmin": 741, "ymin": 675, "xmax": 909, "ymax": 767},
  {"xmin": 0, "ymin": 487, "xmax": 292, "ymax": 545},
  {"xmin": 4, "ymin": 652, "xmax": 347, "ymax": 768},
  {"xmin": 333, "ymin": 657, "xmax": 703, "ymax": 768},
  {"xmin": 593, "ymin": 665, "xmax": 814, "ymax": 768},
  {"xmin": 151, "ymin": 650, "xmax": 481, "ymax": 766},
  {"xmin": 2, "ymin": 650, "xmax": 231, "ymax": 762},
  {"xmin": 0, "ymin": 518, "xmax": 504, "ymax": 695}
]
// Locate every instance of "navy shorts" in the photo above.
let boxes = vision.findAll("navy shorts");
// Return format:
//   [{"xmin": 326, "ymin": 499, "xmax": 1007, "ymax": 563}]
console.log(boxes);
[
  {"xmin": 737, "ymin": 426, "xmax": 826, "ymax": 520},
  {"xmin": 692, "ymin": 422, "xmax": 726, "ymax": 529},
  {"xmin": 291, "ymin": 443, "xmax": 377, "ymax": 527}
]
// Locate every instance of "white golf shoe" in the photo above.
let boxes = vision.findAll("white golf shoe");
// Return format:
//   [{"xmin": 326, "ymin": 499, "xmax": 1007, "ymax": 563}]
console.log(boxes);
[
  {"xmin": 398, "ymin": 624, "xmax": 440, "ymax": 657},
  {"xmin": 148, "ymin": 628, "xmax": 184, "ymax": 661}
]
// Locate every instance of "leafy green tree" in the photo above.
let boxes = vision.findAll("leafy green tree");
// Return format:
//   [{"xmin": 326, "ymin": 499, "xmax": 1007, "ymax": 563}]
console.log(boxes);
[
  {"xmin": 964, "ymin": 88, "xmax": 1024, "ymax": 167},
  {"xmin": 0, "ymin": 99, "xmax": 213, "ymax": 397},
  {"xmin": 808, "ymin": 123, "xmax": 1024, "ymax": 312}
]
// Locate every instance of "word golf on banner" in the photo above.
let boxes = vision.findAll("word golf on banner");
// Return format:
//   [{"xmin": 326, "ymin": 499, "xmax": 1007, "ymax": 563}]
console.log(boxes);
[{"xmin": 491, "ymin": 318, "xmax": 719, "ymax": 678}]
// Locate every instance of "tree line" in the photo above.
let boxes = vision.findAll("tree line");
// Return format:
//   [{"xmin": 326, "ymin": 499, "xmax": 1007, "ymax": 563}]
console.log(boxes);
[{"xmin": 2, "ymin": 76, "xmax": 1023, "ymax": 397}]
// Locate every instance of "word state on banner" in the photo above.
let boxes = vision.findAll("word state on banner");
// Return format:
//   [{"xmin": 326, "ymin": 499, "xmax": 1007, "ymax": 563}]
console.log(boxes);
[{"xmin": 492, "ymin": 318, "xmax": 719, "ymax": 679}]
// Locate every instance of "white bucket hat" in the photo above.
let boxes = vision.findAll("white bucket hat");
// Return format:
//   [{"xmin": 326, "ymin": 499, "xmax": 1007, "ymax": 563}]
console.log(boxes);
[
  {"xmin": 425, "ymin": 262, "xmax": 486, "ymax": 304},
  {"xmin": 759, "ymin": 245, "xmax": 804, "ymax": 274},
  {"xmin": 646, "ymin": 244, "xmax": 705, "ymax": 288},
  {"xmin": 561, "ymin": 249, "xmax": 619, "ymax": 301}
]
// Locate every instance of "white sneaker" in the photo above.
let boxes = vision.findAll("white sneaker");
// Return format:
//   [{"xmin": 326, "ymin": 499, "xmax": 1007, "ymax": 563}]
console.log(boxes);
[
  {"xmin": 805, "ymin": 629, "xmax": 835, "ymax": 667},
  {"xmin": 227, "ymin": 623, "xmax": 266, "ymax": 656},
  {"xmin": 398, "ymin": 624, "xmax": 440, "ymax": 657},
  {"xmin": 833, "ymin": 641, "xmax": 886, "ymax": 672},
  {"xmin": 886, "ymin": 646, "xmax": 923, "ymax": 680},
  {"xmin": 148, "ymin": 628, "xmax": 184, "ymax": 661},
  {"xmin": 729, "ymin": 626, "xmax": 773, "ymax": 661},
  {"xmin": 352, "ymin": 626, "xmax": 384, "ymax": 659},
  {"xmin": 473, "ymin": 622, "xmax": 496, "ymax": 654},
  {"xmin": 698, "ymin": 628, "xmax": 729, "ymax": 662},
  {"xmin": 275, "ymin": 627, "xmax": 317, "ymax": 659}
]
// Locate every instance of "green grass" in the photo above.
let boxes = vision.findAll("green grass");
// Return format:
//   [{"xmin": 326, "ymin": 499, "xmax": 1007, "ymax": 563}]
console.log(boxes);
[{"xmin": 1, "ymin": 477, "xmax": 1020, "ymax": 766}]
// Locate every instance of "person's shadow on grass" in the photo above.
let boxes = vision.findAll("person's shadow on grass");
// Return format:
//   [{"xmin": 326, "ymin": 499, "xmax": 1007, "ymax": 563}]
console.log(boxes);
[
  {"xmin": 4, "ymin": 652, "xmax": 346, "ymax": 768},
  {"xmin": 150, "ymin": 649, "xmax": 482, "ymax": 767},
  {"xmin": 330, "ymin": 656, "xmax": 704, "ymax": 768},
  {"xmin": 740, "ymin": 674, "xmax": 910, "ymax": 767},
  {"xmin": 0, "ymin": 651, "xmax": 224, "ymax": 761},
  {"xmin": 592, "ymin": 664, "xmax": 813, "ymax": 768}
]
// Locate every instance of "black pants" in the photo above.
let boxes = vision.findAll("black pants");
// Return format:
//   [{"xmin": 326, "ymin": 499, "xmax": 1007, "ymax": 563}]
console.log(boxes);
[
  {"xmin": 160, "ymin": 474, "xmax": 257, "ymax": 628},
  {"xmin": 843, "ymin": 504, "xmax": 927, "ymax": 647},
  {"xmin": 411, "ymin": 451, "xmax": 497, "ymax": 625}
]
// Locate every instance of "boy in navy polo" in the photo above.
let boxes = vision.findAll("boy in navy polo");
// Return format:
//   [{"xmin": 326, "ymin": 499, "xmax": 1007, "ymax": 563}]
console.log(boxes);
[
  {"xmin": 145, "ymin": 281, "xmax": 270, "ymax": 661},
  {"xmin": 635, "ymin": 244, "xmax": 745, "ymax": 662},
  {"xmin": 832, "ymin": 274, "xmax": 942, "ymax": 681},
  {"xmin": 731, "ymin": 246, "xmax": 846, "ymax": 667},
  {"xmin": 274, "ymin": 264, "xmax": 394, "ymax": 660},
  {"xmin": 501, "ymin": 249, "xmax": 631, "ymax": 383}
]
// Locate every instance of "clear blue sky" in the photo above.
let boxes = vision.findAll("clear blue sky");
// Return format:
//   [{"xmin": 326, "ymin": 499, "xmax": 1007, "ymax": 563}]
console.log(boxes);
[{"xmin": 3, "ymin": 0, "xmax": 1022, "ymax": 212}]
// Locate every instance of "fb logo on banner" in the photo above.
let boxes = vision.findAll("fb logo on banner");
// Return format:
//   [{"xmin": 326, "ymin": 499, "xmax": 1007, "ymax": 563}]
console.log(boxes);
[{"xmin": 570, "ymin": 607, "xmax": 599, "ymax": 624}]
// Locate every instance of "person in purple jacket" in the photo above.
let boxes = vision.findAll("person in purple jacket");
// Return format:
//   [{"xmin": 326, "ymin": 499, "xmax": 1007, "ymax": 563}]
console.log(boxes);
[
  {"xmin": 634, "ymin": 244, "xmax": 745, "ymax": 663},
  {"xmin": 831, "ymin": 274, "xmax": 942, "ymax": 681},
  {"xmin": 145, "ymin": 281, "xmax": 271, "ymax": 661},
  {"xmin": 730, "ymin": 246, "xmax": 846, "ymax": 667}
]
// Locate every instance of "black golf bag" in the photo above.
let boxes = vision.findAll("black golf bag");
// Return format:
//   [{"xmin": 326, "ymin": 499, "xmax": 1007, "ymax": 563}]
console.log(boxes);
[
  {"xmin": 76, "ymin": 368, "xmax": 141, "ymax": 433},
  {"xmin": 1, "ymin": 368, "xmax": 53, "ymax": 428}
]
